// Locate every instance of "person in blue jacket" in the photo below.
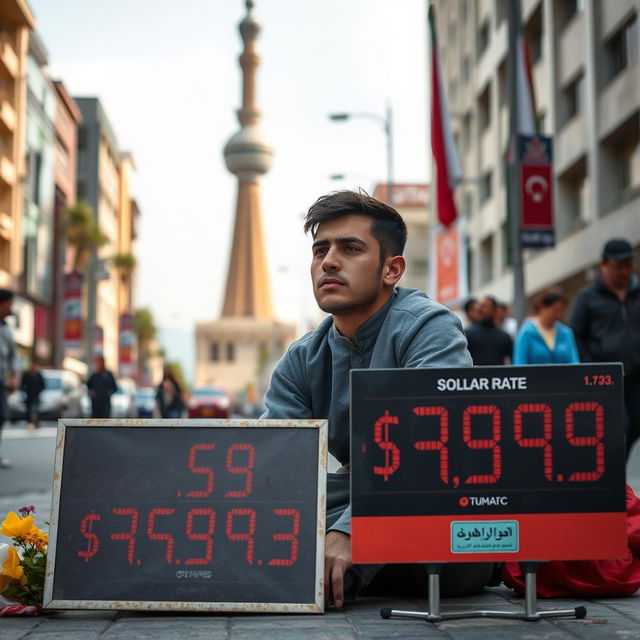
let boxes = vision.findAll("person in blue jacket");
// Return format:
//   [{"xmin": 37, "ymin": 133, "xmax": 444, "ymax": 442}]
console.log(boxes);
[{"xmin": 513, "ymin": 289, "xmax": 579, "ymax": 365}]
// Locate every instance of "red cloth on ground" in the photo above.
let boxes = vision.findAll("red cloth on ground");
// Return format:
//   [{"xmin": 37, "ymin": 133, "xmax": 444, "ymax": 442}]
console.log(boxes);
[{"xmin": 502, "ymin": 484, "xmax": 640, "ymax": 597}]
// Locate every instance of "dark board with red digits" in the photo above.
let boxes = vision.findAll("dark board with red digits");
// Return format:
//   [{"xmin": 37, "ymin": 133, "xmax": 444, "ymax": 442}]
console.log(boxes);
[{"xmin": 51, "ymin": 425, "xmax": 320, "ymax": 605}]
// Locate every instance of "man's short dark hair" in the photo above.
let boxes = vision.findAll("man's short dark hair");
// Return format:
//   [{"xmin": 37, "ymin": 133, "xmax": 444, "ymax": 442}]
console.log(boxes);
[
  {"xmin": 304, "ymin": 190, "xmax": 407, "ymax": 259},
  {"xmin": 539, "ymin": 289, "xmax": 566, "ymax": 308},
  {"xmin": 464, "ymin": 298, "xmax": 477, "ymax": 314},
  {"xmin": 482, "ymin": 295, "xmax": 499, "ymax": 311},
  {"xmin": 0, "ymin": 289, "xmax": 14, "ymax": 303}
]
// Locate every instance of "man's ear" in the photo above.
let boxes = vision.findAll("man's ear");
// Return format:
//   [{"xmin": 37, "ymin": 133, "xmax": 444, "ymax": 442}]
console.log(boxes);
[{"xmin": 383, "ymin": 255, "xmax": 406, "ymax": 286}]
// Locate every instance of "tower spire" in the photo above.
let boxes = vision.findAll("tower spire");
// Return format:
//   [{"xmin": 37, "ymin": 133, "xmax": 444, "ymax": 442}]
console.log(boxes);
[{"xmin": 221, "ymin": 0, "xmax": 274, "ymax": 318}]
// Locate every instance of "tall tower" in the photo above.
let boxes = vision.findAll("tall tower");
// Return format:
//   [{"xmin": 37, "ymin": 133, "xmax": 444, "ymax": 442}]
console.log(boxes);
[
  {"xmin": 195, "ymin": 1, "xmax": 295, "ymax": 401},
  {"xmin": 222, "ymin": 0, "xmax": 273, "ymax": 318}
]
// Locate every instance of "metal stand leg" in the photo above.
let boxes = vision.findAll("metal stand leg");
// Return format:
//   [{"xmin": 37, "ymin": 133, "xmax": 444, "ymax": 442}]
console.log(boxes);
[{"xmin": 380, "ymin": 562, "xmax": 587, "ymax": 623}]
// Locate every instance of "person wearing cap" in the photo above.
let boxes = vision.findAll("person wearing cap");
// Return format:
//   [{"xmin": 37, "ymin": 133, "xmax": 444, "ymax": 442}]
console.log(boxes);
[
  {"xmin": 0, "ymin": 288, "xmax": 18, "ymax": 468},
  {"xmin": 570, "ymin": 239, "xmax": 640, "ymax": 458}
]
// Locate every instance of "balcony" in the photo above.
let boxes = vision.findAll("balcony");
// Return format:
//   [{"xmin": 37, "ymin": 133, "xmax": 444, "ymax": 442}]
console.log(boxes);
[
  {"xmin": 0, "ymin": 155, "xmax": 16, "ymax": 186},
  {"xmin": 598, "ymin": 64, "xmax": 640, "ymax": 140},
  {"xmin": 0, "ymin": 95, "xmax": 16, "ymax": 133},
  {"xmin": 556, "ymin": 114, "xmax": 587, "ymax": 176},
  {"xmin": 0, "ymin": 33, "xmax": 19, "ymax": 78}
]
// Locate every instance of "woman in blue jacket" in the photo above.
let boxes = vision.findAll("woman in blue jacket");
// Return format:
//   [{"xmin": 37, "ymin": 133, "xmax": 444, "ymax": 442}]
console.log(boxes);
[{"xmin": 513, "ymin": 290, "xmax": 580, "ymax": 365}]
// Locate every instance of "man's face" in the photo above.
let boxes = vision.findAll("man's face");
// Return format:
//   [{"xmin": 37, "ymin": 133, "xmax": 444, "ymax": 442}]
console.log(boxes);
[
  {"xmin": 0, "ymin": 298, "xmax": 12, "ymax": 319},
  {"xmin": 311, "ymin": 214, "xmax": 389, "ymax": 317},
  {"xmin": 466, "ymin": 302, "xmax": 481, "ymax": 324},
  {"xmin": 601, "ymin": 258, "xmax": 633, "ymax": 290},
  {"xmin": 479, "ymin": 298, "xmax": 496, "ymax": 322}
]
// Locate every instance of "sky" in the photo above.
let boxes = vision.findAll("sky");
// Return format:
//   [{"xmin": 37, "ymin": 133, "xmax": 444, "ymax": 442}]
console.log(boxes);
[{"xmin": 30, "ymin": 0, "xmax": 431, "ymax": 380}]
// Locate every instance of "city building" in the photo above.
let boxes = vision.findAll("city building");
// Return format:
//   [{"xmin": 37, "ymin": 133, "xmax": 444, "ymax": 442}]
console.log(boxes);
[
  {"xmin": 374, "ymin": 183, "xmax": 430, "ymax": 291},
  {"xmin": 22, "ymin": 30, "xmax": 56, "ymax": 364},
  {"xmin": 0, "ymin": 2, "xmax": 35, "ymax": 363},
  {"xmin": 195, "ymin": 1, "xmax": 295, "ymax": 403},
  {"xmin": 75, "ymin": 97, "xmax": 137, "ymax": 371},
  {"xmin": 53, "ymin": 80, "xmax": 82, "ymax": 369},
  {"xmin": 433, "ymin": 0, "xmax": 640, "ymax": 308}
]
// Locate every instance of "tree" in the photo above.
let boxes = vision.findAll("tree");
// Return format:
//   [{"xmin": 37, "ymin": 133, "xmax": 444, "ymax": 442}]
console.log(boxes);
[
  {"xmin": 63, "ymin": 201, "xmax": 109, "ymax": 271},
  {"xmin": 134, "ymin": 308, "xmax": 158, "ymax": 382},
  {"xmin": 112, "ymin": 252, "xmax": 137, "ymax": 283}
]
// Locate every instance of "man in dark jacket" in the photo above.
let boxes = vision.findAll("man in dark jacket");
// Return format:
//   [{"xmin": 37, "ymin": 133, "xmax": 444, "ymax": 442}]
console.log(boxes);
[
  {"xmin": 87, "ymin": 355, "xmax": 118, "ymax": 419},
  {"xmin": 21, "ymin": 360, "xmax": 45, "ymax": 429},
  {"xmin": 465, "ymin": 296, "xmax": 513, "ymax": 365},
  {"xmin": 570, "ymin": 238, "xmax": 640, "ymax": 458}
]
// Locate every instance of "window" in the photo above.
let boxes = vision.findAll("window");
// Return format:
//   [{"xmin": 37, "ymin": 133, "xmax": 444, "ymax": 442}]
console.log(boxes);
[
  {"xmin": 209, "ymin": 342, "xmax": 219, "ymax": 362},
  {"xmin": 605, "ymin": 15, "xmax": 639, "ymax": 83},
  {"xmin": 226, "ymin": 342, "xmax": 235, "ymax": 362},
  {"xmin": 478, "ymin": 84, "xmax": 491, "ymax": 131},
  {"xmin": 480, "ymin": 235, "xmax": 494, "ymax": 285},
  {"xmin": 478, "ymin": 19, "xmax": 490, "ymax": 56},
  {"xmin": 559, "ymin": 73, "xmax": 585, "ymax": 126},
  {"xmin": 479, "ymin": 171, "xmax": 493, "ymax": 204},
  {"xmin": 525, "ymin": 5, "xmax": 543, "ymax": 65},
  {"xmin": 77, "ymin": 127, "xmax": 87, "ymax": 150},
  {"xmin": 449, "ymin": 79, "xmax": 458, "ymax": 103},
  {"xmin": 463, "ymin": 111, "xmax": 472, "ymax": 151},
  {"xmin": 462, "ymin": 56, "xmax": 470, "ymax": 82},
  {"xmin": 461, "ymin": 0, "xmax": 468, "ymax": 24},
  {"xmin": 559, "ymin": 0, "xmax": 583, "ymax": 29}
]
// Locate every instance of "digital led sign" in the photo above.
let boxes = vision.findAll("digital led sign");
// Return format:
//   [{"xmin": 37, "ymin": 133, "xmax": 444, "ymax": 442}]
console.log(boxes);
[
  {"xmin": 44, "ymin": 420, "xmax": 327, "ymax": 613},
  {"xmin": 350, "ymin": 365, "xmax": 627, "ymax": 563}
]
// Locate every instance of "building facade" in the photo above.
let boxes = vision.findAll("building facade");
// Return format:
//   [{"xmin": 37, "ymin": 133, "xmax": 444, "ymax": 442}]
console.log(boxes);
[
  {"xmin": 433, "ymin": 0, "xmax": 640, "ymax": 308},
  {"xmin": 374, "ymin": 183, "xmax": 431, "ymax": 292},
  {"xmin": 75, "ymin": 97, "xmax": 138, "ymax": 371}
]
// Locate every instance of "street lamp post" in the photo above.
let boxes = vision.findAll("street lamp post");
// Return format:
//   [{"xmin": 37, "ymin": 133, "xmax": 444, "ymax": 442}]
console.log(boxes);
[{"xmin": 329, "ymin": 103, "xmax": 394, "ymax": 205}]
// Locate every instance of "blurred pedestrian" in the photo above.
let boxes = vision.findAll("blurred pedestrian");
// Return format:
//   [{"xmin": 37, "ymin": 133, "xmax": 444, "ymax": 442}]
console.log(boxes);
[
  {"xmin": 21, "ymin": 359, "xmax": 45, "ymax": 429},
  {"xmin": 87, "ymin": 355, "xmax": 118, "ymax": 419},
  {"xmin": 0, "ymin": 289, "xmax": 17, "ymax": 468},
  {"xmin": 513, "ymin": 290, "xmax": 579, "ymax": 365},
  {"xmin": 570, "ymin": 238, "xmax": 640, "ymax": 458},
  {"xmin": 156, "ymin": 366, "xmax": 184, "ymax": 418},
  {"xmin": 495, "ymin": 301, "xmax": 518, "ymax": 340},
  {"xmin": 465, "ymin": 295, "xmax": 513, "ymax": 365},
  {"xmin": 463, "ymin": 297, "xmax": 482, "ymax": 327}
]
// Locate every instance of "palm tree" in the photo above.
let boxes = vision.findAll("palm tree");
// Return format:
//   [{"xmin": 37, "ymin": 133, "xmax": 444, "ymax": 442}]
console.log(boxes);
[
  {"xmin": 63, "ymin": 201, "xmax": 109, "ymax": 271},
  {"xmin": 112, "ymin": 252, "xmax": 137, "ymax": 284},
  {"xmin": 134, "ymin": 308, "xmax": 158, "ymax": 382}
]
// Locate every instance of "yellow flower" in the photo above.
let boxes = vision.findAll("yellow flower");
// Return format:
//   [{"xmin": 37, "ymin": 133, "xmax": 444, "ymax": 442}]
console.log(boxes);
[
  {"xmin": 0, "ymin": 544, "xmax": 26, "ymax": 593},
  {"xmin": 0, "ymin": 511, "xmax": 35, "ymax": 538},
  {"xmin": 23, "ymin": 526, "xmax": 48, "ymax": 551}
]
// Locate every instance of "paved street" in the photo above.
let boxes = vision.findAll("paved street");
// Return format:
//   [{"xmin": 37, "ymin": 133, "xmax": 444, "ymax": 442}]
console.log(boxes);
[{"xmin": 1, "ymin": 424, "xmax": 639, "ymax": 638}]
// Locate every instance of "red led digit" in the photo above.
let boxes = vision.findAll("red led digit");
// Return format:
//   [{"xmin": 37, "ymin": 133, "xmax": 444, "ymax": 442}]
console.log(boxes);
[
  {"xmin": 268, "ymin": 508, "xmax": 300, "ymax": 567},
  {"xmin": 110, "ymin": 508, "xmax": 139, "ymax": 565},
  {"xmin": 224, "ymin": 444, "xmax": 255, "ymax": 498},
  {"xmin": 373, "ymin": 410, "xmax": 400, "ymax": 481},
  {"xmin": 146, "ymin": 508, "xmax": 176, "ymax": 564},
  {"xmin": 185, "ymin": 508, "xmax": 215, "ymax": 565},
  {"xmin": 413, "ymin": 406, "xmax": 449, "ymax": 484},
  {"xmin": 187, "ymin": 444, "xmax": 215, "ymax": 498},
  {"xmin": 462, "ymin": 405, "xmax": 502, "ymax": 484},
  {"xmin": 77, "ymin": 513, "xmax": 101, "ymax": 561},
  {"xmin": 226, "ymin": 508, "xmax": 257, "ymax": 565},
  {"xmin": 565, "ymin": 401, "xmax": 605, "ymax": 482},
  {"xmin": 513, "ymin": 403, "xmax": 553, "ymax": 481}
]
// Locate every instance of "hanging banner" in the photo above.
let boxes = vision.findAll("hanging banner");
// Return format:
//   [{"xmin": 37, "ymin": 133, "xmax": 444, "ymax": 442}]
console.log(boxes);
[
  {"xmin": 519, "ymin": 135, "xmax": 555, "ymax": 248},
  {"xmin": 119, "ymin": 312, "xmax": 136, "ymax": 377},
  {"xmin": 63, "ymin": 271, "xmax": 83, "ymax": 355},
  {"xmin": 93, "ymin": 325, "xmax": 104, "ymax": 357},
  {"xmin": 429, "ymin": 218, "xmax": 468, "ymax": 309}
]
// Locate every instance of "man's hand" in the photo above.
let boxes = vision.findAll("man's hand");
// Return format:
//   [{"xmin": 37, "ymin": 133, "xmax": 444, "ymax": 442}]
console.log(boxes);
[{"xmin": 324, "ymin": 530, "xmax": 352, "ymax": 609}]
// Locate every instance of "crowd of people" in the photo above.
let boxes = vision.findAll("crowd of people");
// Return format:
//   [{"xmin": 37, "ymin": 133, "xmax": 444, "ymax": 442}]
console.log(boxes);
[{"xmin": 463, "ymin": 237, "xmax": 639, "ymax": 459}]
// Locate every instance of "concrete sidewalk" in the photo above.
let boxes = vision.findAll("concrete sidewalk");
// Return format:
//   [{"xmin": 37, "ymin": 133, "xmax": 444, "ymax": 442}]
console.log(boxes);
[{"xmin": 1, "ymin": 587, "xmax": 640, "ymax": 639}]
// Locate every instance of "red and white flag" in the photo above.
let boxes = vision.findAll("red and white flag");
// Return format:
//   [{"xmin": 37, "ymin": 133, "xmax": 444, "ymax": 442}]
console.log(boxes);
[{"xmin": 429, "ymin": 4, "xmax": 462, "ymax": 228}]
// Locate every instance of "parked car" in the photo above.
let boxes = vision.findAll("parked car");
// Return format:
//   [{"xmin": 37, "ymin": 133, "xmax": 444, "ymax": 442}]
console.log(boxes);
[
  {"xmin": 9, "ymin": 369, "xmax": 84, "ymax": 421},
  {"xmin": 111, "ymin": 378, "xmax": 137, "ymax": 419},
  {"xmin": 187, "ymin": 387, "xmax": 231, "ymax": 418},
  {"xmin": 135, "ymin": 387, "xmax": 156, "ymax": 418}
]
